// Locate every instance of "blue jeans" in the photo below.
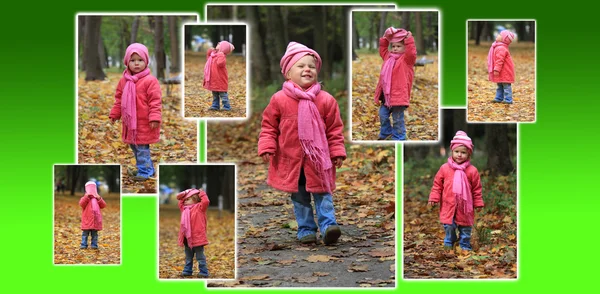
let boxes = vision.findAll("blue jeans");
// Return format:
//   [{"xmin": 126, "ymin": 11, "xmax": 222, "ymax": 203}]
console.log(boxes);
[
  {"xmin": 210, "ymin": 91, "xmax": 231, "ymax": 110},
  {"xmin": 80, "ymin": 230, "xmax": 98, "ymax": 249},
  {"xmin": 183, "ymin": 240, "xmax": 209, "ymax": 277},
  {"xmin": 379, "ymin": 105, "xmax": 406, "ymax": 140},
  {"xmin": 494, "ymin": 83, "xmax": 513, "ymax": 103},
  {"xmin": 290, "ymin": 170, "xmax": 338, "ymax": 239},
  {"xmin": 129, "ymin": 144, "xmax": 154, "ymax": 178},
  {"xmin": 443, "ymin": 220, "xmax": 472, "ymax": 250}
]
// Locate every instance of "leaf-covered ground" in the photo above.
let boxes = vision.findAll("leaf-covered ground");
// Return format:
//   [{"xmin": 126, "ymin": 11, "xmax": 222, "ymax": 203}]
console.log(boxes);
[
  {"xmin": 159, "ymin": 204, "xmax": 235, "ymax": 279},
  {"xmin": 352, "ymin": 53, "xmax": 438, "ymax": 141},
  {"xmin": 184, "ymin": 52, "xmax": 247, "ymax": 118},
  {"xmin": 468, "ymin": 41, "xmax": 535, "ymax": 122},
  {"xmin": 54, "ymin": 192, "xmax": 121, "ymax": 264},
  {"xmin": 205, "ymin": 113, "xmax": 396, "ymax": 287},
  {"xmin": 403, "ymin": 162, "xmax": 517, "ymax": 279},
  {"xmin": 77, "ymin": 72, "xmax": 197, "ymax": 194}
]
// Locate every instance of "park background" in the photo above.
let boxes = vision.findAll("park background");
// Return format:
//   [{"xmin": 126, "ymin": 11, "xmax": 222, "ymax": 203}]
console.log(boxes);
[{"xmin": 0, "ymin": 0, "xmax": 598, "ymax": 292}]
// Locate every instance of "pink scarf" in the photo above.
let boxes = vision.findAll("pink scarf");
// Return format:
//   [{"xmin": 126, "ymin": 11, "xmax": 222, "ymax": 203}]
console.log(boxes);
[
  {"xmin": 282, "ymin": 80, "xmax": 333, "ymax": 193},
  {"xmin": 122, "ymin": 68, "xmax": 150, "ymax": 144},
  {"xmin": 447, "ymin": 157, "xmax": 473, "ymax": 221},
  {"xmin": 203, "ymin": 50, "xmax": 221, "ymax": 87},
  {"xmin": 180, "ymin": 201, "xmax": 201, "ymax": 248},
  {"xmin": 487, "ymin": 41, "xmax": 507, "ymax": 74},
  {"xmin": 85, "ymin": 182, "xmax": 102, "ymax": 227},
  {"xmin": 379, "ymin": 53, "xmax": 403, "ymax": 107}
]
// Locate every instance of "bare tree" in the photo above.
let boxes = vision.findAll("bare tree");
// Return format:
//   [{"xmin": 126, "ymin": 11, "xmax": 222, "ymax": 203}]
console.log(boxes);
[
  {"xmin": 265, "ymin": 6, "xmax": 286, "ymax": 83},
  {"xmin": 168, "ymin": 16, "xmax": 180, "ymax": 73},
  {"xmin": 378, "ymin": 11, "xmax": 388, "ymax": 36},
  {"xmin": 402, "ymin": 11, "xmax": 410, "ymax": 31},
  {"xmin": 154, "ymin": 16, "xmax": 166, "ymax": 80},
  {"xmin": 246, "ymin": 6, "xmax": 269, "ymax": 86},
  {"xmin": 78, "ymin": 16, "xmax": 86, "ymax": 70},
  {"xmin": 485, "ymin": 125, "xmax": 514, "ymax": 176},
  {"xmin": 84, "ymin": 16, "xmax": 106, "ymax": 80},
  {"xmin": 314, "ymin": 6, "xmax": 330, "ymax": 80},
  {"xmin": 130, "ymin": 16, "xmax": 140, "ymax": 44},
  {"xmin": 415, "ymin": 12, "xmax": 425, "ymax": 54}
]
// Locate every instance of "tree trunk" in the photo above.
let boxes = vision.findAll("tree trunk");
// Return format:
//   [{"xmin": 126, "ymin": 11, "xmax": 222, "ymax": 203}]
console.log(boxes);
[
  {"xmin": 246, "ymin": 6, "xmax": 269, "ymax": 86},
  {"xmin": 369, "ymin": 16, "xmax": 375, "ymax": 49},
  {"xmin": 98, "ymin": 35, "xmax": 107, "ymax": 68},
  {"xmin": 168, "ymin": 16, "xmax": 180, "ymax": 73},
  {"xmin": 485, "ymin": 125, "xmax": 514, "ymax": 176},
  {"xmin": 378, "ymin": 11, "xmax": 388, "ymax": 37},
  {"xmin": 314, "ymin": 6, "xmax": 330, "ymax": 80},
  {"xmin": 516, "ymin": 21, "xmax": 526, "ymax": 43},
  {"xmin": 415, "ymin": 12, "xmax": 424, "ymax": 55},
  {"xmin": 474, "ymin": 21, "xmax": 484, "ymax": 45},
  {"xmin": 482, "ymin": 21, "xmax": 492, "ymax": 42},
  {"xmin": 266, "ymin": 6, "xmax": 286, "ymax": 84},
  {"xmin": 402, "ymin": 11, "xmax": 410, "ymax": 31},
  {"xmin": 231, "ymin": 24, "xmax": 245, "ymax": 54},
  {"xmin": 84, "ymin": 16, "xmax": 106, "ymax": 81},
  {"xmin": 119, "ymin": 19, "xmax": 129, "ymax": 69},
  {"xmin": 342, "ymin": 6, "xmax": 350, "ymax": 73},
  {"xmin": 352, "ymin": 11, "xmax": 359, "ymax": 60},
  {"xmin": 530, "ymin": 21, "xmax": 535, "ymax": 42},
  {"xmin": 130, "ymin": 16, "xmax": 140, "ymax": 44},
  {"xmin": 428, "ymin": 12, "xmax": 434, "ymax": 51},
  {"xmin": 78, "ymin": 16, "xmax": 85, "ymax": 71},
  {"xmin": 154, "ymin": 16, "xmax": 166, "ymax": 80}
]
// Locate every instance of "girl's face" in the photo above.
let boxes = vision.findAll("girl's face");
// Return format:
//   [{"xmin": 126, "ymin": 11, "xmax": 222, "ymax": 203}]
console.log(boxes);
[
  {"xmin": 390, "ymin": 42, "xmax": 406, "ymax": 54},
  {"xmin": 286, "ymin": 55, "xmax": 318, "ymax": 90},
  {"xmin": 128, "ymin": 53, "xmax": 146, "ymax": 74},
  {"xmin": 184, "ymin": 195, "xmax": 199, "ymax": 205},
  {"xmin": 496, "ymin": 34, "xmax": 503, "ymax": 42},
  {"xmin": 452, "ymin": 145, "xmax": 470, "ymax": 164}
]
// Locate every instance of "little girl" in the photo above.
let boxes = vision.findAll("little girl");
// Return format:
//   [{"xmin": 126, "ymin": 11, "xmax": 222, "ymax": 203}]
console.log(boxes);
[
  {"xmin": 177, "ymin": 188, "xmax": 210, "ymax": 278},
  {"xmin": 488, "ymin": 30, "xmax": 515, "ymax": 104},
  {"xmin": 428, "ymin": 131, "xmax": 484, "ymax": 250},
  {"xmin": 109, "ymin": 43, "xmax": 162, "ymax": 181},
  {"xmin": 374, "ymin": 27, "xmax": 416, "ymax": 141},
  {"xmin": 258, "ymin": 42, "xmax": 346, "ymax": 245},
  {"xmin": 79, "ymin": 181, "xmax": 106, "ymax": 249},
  {"xmin": 204, "ymin": 41, "xmax": 235, "ymax": 111}
]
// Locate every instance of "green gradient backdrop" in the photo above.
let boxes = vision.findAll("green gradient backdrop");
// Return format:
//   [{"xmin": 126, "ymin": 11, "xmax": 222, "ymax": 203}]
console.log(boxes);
[{"xmin": 0, "ymin": 0, "xmax": 597, "ymax": 292}]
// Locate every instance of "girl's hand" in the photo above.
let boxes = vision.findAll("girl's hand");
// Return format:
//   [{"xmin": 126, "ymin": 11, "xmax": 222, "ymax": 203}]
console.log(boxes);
[
  {"xmin": 407, "ymin": 31, "xmax": 412, "ymax": 38},
  {"xmin": 261, "ymin": 153, "xmax": 273, "ymax": 163},
  {"xmin": 493, "ymin": 71, "xmax": 499, "ymax": 77},
  {"xmin": 475, "ymin": 206, "xmax": 483, "ymax": 211},
  {"xmin": 150, "ymin": 121, "xmax": 159, "ymax": 129},
  {"xmin": 428, "ymin": 201, "xmax": 437, "ymax": 206},
  {"xmin": 110, "ymin": 117, "xmax": 118, "ymax": 123},
  {"xmin": 332, "ymin": 157, "xmax": 344, "ymax": 168}
]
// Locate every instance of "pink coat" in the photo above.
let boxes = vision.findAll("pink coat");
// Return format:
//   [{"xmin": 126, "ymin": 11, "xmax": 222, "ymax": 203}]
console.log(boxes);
[
  {"xmin": 178, "ymin": 192, "xmax": 210, "ymax": 248},
  {"xmin": 428, "ymin": 163, "xmax": 484, "ymax": 226},
  {"xmin": 79, "ymin": 195, "xmax": 106, "ymax": 231},
  {"xmin": 203, "ymin": 49, "xmax": 228, "ymax": 92},
  {"xmin": 109, "ymin": 75, "xmax": 162, "ymax": 145},
  {"xmin": 258, "ymin": 90, "xmax": 346, "ymax": 193},
  {"xmin": 489, "ymin": 45, "xmax": 515, "ymax": 83},
  {"xmin": 374, "ymin": 36, "xmax": 417, "ymax": 107}
]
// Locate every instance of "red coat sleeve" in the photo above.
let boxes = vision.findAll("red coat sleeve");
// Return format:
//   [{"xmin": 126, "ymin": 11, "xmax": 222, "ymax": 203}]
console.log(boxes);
[
  {"xmin": 178, "ymin": 198, "xmax": 185, "ymax": 212},
  {"xmin": 109, "ymin": 78, "xmax": 125, "ymax": 120},
  {"xmin": 493, "ymin": 46, "xmax": 508, "ymax": 73},
  {"xmin": 324, "ymin": 96, "xmax": 346, "ymax": 159},
  {"xmin": 215, "ymin": 53, "xmax": 226, "ymax": 68},
  {"xmin": 470, "ymin": 168, "xmax": 484, "ymax": 207},
  {"xmin": 428, "ymin": 165, "xmax": 445, "ymax": 203},
  {"xmin": 402, "ymin": 35, "xmax": 417, "ymax": 66},
  {"xmin": 199, "ymin": 191, "xmax": 210, "ymax": 212},
  {"xmin": 147, "ymin": 79, "xmax": 162, "ymax": 122},
  {"xmin": 98, "ymin": 197, "xmax": 107, "ymax": 209},
  {"xmin": 79, "ymin": 195, "xmax": 90, "ymax": 208},
  {"xmin": 379, "ymin": 37, "xmax": 390, "ymax": 61},
  {"xmin": 258, "ymin": 95, "xmax": 281, "ymax": 156}
]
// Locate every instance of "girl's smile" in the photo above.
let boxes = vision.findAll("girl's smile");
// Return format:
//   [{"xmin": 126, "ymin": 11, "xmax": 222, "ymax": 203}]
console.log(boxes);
[{"xmin": 286, "ymin": 55, "xmax": 318, "ymax": 90}]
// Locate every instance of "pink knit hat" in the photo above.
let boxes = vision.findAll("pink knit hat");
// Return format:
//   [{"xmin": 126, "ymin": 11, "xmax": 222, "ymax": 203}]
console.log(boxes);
[
  {"xmin": 177, "ymin": 188, "xmax": 201, "ymax": 200},
  {"xmin": 450, "ymin": 130, "xmax": 474, "ymax": 154},
  {"xmin": 217, "ymin": 41, "xmax": 235, "ymax": 55},
  {"xmin": 280, "ymin": 42, "xmax": 322, "ymax": 78},
  {"xmin": 384, "ymin": 27, "xmax": 409, "ymax": 43},
  {"xmin": 500, "ymin": 30, "xmax": 515, "ymax": 45},
  {"xmin": 85, "ymin": 181, "xmax": 99, "ymax": 197},
  {"xmin": 124, "ymin": 43, "xmax": 149, "ymax": 66}
]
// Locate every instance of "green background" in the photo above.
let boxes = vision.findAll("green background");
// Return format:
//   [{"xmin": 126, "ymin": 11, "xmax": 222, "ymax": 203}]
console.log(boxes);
[{"xmin": 0, "ymin": 0, "xmax": 597, "ymax": 292}]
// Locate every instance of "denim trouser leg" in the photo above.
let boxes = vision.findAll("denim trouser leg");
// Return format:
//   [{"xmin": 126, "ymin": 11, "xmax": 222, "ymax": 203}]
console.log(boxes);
[
  {"xmin": 503, "ymin": 83, "xmax": 513, "ymax": 103},
  {"xmin": 391, "ymin": 106, "xmax": 407, "ymax": 140},
  {"xmin": 210, "ymin": 91, "xmax": 220, "ymax": 109},
  {"xmin": 129, "ymin": 144, "xmax": 154, "ymax": 178},
  {"xmin": 443, "ymin": 223, "xmax": 457, "ymax": 247},
  {"xmin": 90, "ymin": 230, "xmax": 99, "ymax": 248},
  {"xmin": 457, "ymin": 225, "xmax": 473, "ymax": 250},
  {"xmin": 378, "ymin": 105, "xmax": 393, "ymax": 139},
  {"xmin": 195, "ymin": 246, "xmax": 209, "ymax": 277},
  {"xmin": 220, "ymin": 92, "xmax": 231, "ymax": 110},
  {"xmin": 313, "ymin": 192, "xmax": 338, "ymax": 234},
  {"xmin": 183, "ymin": 240, "xmax": 194, "ymax": 275},
  {"xmin": 290, "ymin": 171, "xmax": 318, "ymax": 239},
  {"xmin": 494, "ymin": 83, "xmax": 504, "ymax": 102},
  {"xmin": 80, "ymin": 230, "xmax": 90, "ymax": 248}
]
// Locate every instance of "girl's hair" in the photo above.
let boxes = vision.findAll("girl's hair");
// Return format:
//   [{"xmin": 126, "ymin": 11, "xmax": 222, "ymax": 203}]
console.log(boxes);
[{"xmin": 191, "ymin": 194, "xmax": 200, "ymax": 202}]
